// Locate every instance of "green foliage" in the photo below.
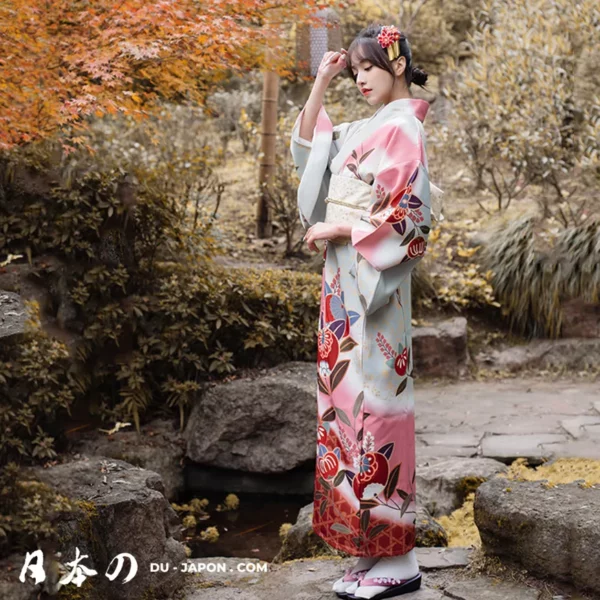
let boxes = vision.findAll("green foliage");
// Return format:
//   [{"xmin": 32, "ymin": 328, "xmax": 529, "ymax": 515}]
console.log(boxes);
[
  {"xmin": 75, "ymin": 261, "xmax": 320, "ymax": 431},
  {"xmin": 0, "ymin": 302, "xmax": 78, "ymax": 465},
  {"xmin": 0, "ymin": 462, "xmax": 74, "ymax": 559},
  {"xmin": 481, "ymin": 215, "xmax": 600, "ymax": 336}
]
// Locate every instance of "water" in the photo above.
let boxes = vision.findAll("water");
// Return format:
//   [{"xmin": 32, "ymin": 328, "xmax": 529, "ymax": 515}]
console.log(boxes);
[{"xmin": 185, "ymin": 491, "xmax": 313, "ymax": 562}]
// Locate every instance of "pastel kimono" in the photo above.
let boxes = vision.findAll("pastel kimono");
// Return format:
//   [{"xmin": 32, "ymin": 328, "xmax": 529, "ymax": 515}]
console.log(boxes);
[{"xmin": 290, "ymin": 98, "xmax": 432, "ymax": 557}]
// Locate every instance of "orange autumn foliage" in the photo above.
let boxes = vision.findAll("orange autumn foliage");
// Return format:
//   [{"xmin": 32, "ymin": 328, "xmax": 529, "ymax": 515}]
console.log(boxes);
[{"xmin": 0, "ymin": 0, "xmax": 323, "ymax": 151}]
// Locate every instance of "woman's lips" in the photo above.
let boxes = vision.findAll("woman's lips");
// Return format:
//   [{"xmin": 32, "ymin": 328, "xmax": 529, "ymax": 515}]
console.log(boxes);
[{"xmin": 362, "ymin": 89, "xmax": 372, "ymax": 95}]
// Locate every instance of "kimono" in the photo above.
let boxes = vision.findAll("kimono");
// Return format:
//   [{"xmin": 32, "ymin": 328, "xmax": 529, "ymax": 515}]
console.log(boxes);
[{"xmin": 290, "ymin": 98, "xmax": 432, "ymax": 557}]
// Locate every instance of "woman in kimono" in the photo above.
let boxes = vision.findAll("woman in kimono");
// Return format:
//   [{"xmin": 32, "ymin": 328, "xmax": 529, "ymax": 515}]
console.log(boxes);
[{"xmin": 289, "ymin": 24, "xmax": 434, "ymax": 600}]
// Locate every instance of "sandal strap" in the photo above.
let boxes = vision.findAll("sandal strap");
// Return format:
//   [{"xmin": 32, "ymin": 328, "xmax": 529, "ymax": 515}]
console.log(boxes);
[
  {"xmin": 342, "ymin": 568, "xmax": 371, "ymax": 582},
  {"xmin": 358, "ymin": 575, "xmax": 412, "ymax": 587}
]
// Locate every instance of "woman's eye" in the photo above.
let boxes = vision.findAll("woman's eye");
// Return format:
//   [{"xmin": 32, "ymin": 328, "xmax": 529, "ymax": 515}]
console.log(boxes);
[{"xmin": 365, "ymin": 66, "xmax": 372, "ymax": 71}]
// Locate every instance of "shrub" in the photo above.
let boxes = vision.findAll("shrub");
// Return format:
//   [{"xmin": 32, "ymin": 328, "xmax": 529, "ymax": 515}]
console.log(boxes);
[
  {"xmin": 1, "ymin": 105, "xmax": 321, "ymax": 435},
  {"xmin": 0, "ymin": 462, "xmax": 74, "ymax": 559},
  {"xmin": 448, "ymin": 0, "xmax": 600, "ymax": 218},
  {"xmin": 0, "ymin": 302, "xmax": 78, "ymax": 465},
  {"xmin": 481, "ymin": 215, "xmax": 600, "ymax": 336}
]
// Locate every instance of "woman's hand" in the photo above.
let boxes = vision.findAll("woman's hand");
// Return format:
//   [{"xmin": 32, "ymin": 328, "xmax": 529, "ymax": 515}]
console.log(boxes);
[
  {"xmin": 303, "ymin": 222, "xmax": 350, "ymax": 253},
  {"xmin": 316, "ymin": 49, "xmax": 348, "ymax": 84}
]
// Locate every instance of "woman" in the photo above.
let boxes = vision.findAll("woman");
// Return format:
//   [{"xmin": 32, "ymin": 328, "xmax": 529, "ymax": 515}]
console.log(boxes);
[{"xmin": 289, "ymin": 24, "xmax": 434, "ymax": 600}]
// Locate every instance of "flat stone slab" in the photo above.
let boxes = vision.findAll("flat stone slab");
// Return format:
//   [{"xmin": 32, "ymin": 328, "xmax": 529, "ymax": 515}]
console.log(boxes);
[
  {"xmin": 416, "ymin": 547, "xmax": 473, "ymax": 570},
  {"xmin": 419, "ymin": 433, "xmax": 482, "ymax": 448},
  {"xmin": 560, "ymin": 416, "xmax": 600, "ymax": 439},
  {"xmin": 480, "ymin": 433, "xmax": 570, "ymax": 463},
  {"xmin": 444, "ymin": 578, "xmax": 540, "ymax": 599},
  {"xmin": 417, "ymin": 445, "xmax": 478, "ymax": 460},
  {"xmin": 482, "ymin": 414, "xmax": 573, "ymax": 435},
  {"xmin": 539, "ymin": 440, "xmax": 600, "ymax": 459}
]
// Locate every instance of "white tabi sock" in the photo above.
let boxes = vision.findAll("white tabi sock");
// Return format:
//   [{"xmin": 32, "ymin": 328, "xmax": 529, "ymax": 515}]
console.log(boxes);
[
  {"xmin": 352, "ymin": 550, "xmax": 420, "ymax": 599},
  {"xmin": 331, "ymin": 557, "xmax": 380, "ymax": 593}
]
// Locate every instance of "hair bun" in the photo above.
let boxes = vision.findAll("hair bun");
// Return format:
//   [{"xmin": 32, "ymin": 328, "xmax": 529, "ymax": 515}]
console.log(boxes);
[{"xmin": 411, "ymin": 65, "xmax": 428, "ymax": 88}]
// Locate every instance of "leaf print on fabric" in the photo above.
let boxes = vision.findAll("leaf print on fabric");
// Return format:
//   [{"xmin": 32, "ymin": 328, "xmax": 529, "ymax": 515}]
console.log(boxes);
[
  {"xmin": 330, "ymin": 359, "xmax": 351, "ymax": 391},
  {"xmin": 376, "ymin": 332, "xmax": 396, "ymax": 360},
  {"xmin": 346, "ymin": 146, "xmax": 376, "ymax": 182}
]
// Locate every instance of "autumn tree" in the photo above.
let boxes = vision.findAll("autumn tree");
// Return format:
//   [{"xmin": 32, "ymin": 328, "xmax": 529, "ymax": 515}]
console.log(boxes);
[{"xmin": 0, "ymin": 0, "xmax": 323, "ymax": 152}]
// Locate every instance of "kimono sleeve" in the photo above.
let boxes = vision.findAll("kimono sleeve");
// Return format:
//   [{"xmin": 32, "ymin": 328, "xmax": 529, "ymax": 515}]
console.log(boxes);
[
  {"xmin": 290, "ymin": 106, "xmax": 363, "ymax": 228},
  {"xmin": 351, "ymin": 159, "xmax": 431, "ymax": 315}
]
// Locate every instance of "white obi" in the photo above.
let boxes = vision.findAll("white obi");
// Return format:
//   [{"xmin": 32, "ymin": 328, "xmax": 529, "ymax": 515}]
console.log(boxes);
[{"xmin": 324, "ymin": 173, "xmax": 372, "ymax": 235}]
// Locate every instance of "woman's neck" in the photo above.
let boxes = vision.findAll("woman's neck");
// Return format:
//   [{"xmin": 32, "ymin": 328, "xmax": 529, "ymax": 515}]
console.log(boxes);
[{"xmin": 382, "ymin": 82, "xmax": 412, "ymax": 106}]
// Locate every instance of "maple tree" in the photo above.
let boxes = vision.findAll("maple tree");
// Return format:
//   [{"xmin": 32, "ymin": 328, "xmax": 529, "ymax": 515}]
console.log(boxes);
[{"xmin": 0, "ymin": 0, "xmax": 323, "ymax": 151}]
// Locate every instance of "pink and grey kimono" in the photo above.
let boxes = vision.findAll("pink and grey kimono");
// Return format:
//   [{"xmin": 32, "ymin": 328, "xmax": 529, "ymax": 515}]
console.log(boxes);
[{"xmin": 290, "ymin": 98, "xmax": 432, "ymax": 557}]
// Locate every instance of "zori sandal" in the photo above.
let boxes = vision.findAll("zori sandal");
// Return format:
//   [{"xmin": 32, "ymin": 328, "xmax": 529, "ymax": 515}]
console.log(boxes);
[
  {"xmin": 334, "ymin": 568, "xmax": 370, "ymax": 599},
  {"xmin": 345, "ymin": 572, "xmax": 422, "ymax": 600}
]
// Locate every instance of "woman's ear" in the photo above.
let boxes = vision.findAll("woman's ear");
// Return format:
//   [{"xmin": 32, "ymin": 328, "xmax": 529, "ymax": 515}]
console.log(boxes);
[{"xmin": 394, "ymin": 56, "xmax": 406, "ymax": 78}]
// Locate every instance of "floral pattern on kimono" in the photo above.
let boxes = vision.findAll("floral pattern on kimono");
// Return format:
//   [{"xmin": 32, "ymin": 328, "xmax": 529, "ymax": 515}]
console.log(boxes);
[{"xmin": 290, "ymin": 98, "xmax": 432, "ymax": 557}]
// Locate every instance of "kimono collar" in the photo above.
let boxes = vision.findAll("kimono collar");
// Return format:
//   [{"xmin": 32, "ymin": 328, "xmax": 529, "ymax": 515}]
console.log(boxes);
[{"xmin": 374, "ymin": 98, "xmax": 429, "ymax": 123}]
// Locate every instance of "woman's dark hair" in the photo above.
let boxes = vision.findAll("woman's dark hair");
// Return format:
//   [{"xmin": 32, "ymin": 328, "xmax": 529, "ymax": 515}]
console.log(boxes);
[{"xmin": 345, "ymin": 24, "xmax": 428, "ymax": 89}]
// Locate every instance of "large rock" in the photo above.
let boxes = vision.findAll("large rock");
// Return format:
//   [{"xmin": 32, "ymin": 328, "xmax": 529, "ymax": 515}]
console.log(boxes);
[
  {"xmin": 72, "ymin": 419, "xmax": 185, "ymax": 501},
  {"xmin": 0, "ymin": 291, "xmax": 27, "ymax": 342},
  {"xmin": 474, "ymin": 477, "xmax": 600, "ymax": 595},
  {"xmin": 416, "ymin": 457, "xmax": 508, "ymax": 517},
  {"xmin": 0, "ymin": 554, "xmax": 38, "ymax": 600},
  {"xmin": 185, "ymin": 362, "xmax": 316, "ymax": 473},
  {"xmin": 31, "ymin": 456, "xmax": 186, "ymax": 600},
  {"xmin": 181, "ymin": 556, "xmax": 450, "ymax": 600},
  {"xmin": 476, "ymin": 338, "xmax": 600, "ymax": 372},
  {"xmin": 412, "ymin": 317, "xmax": 468, "ymax": 378}
]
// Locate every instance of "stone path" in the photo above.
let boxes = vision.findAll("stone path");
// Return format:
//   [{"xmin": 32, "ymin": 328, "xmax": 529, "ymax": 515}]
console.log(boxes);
[
  {"xmin": 178, "ymin": 549, "xmax": 592, "ymax": 599},
  {"xmin": 415, "ymin": 378, "xmax": 600, "ymax": 464}
]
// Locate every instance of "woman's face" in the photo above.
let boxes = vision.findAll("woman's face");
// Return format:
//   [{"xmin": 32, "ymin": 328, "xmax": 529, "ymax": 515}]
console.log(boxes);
[{"xmin": 349, "ymin": 53, "xmax": 394, "ymax": 105}]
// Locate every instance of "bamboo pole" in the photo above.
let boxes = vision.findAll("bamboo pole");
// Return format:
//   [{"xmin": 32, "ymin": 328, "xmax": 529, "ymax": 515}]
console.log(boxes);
[{"xmin": 256, "ymin": 57, "xmax": 279, "ymax": 239}]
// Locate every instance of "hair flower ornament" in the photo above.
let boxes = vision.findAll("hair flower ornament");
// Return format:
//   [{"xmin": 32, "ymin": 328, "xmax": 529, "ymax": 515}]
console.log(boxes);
[{"xmin": 377, "ymin": 25, "xmax": 401, "ymax": 61}]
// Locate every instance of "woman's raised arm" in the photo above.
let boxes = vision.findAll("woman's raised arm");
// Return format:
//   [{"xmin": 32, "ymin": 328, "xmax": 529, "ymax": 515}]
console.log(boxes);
[{"xmin": 298, "ymin": 50, "xmax": 347, "ymax": 142}]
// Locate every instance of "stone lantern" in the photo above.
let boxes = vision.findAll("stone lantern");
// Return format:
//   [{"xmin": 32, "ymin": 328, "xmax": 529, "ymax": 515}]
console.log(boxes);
[{"xmin": 296, "ymin": 7, "xmax": 343, "ymax": 77}]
